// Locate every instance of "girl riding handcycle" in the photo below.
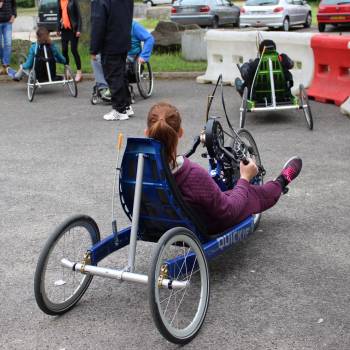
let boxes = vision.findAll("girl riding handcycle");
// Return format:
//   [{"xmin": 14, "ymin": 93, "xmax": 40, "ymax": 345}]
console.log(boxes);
[{"xmin": 34, "ymin": 77, "xmax": 303, "ymax": 344}]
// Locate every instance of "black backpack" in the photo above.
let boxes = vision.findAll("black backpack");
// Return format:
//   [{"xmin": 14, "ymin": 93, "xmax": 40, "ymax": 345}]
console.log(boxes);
[{"xmin": 34, "ymin": 44, "xmax": 56, "ymax": 82}]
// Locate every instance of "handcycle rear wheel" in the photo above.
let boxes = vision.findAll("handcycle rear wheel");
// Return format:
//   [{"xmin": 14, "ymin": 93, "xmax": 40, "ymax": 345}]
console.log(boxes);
[
  {"xmin": 34, "ymin": 215, "xmax": 100, "ymax": 315},
  {"xmin": 27, "ymin": 70, "xmax": 36, "ymax": 102},
  {"xmin": 299, "ymin": 84, "xmax": 313, "ymax": 130},
  {"xmin": 237, "ymin": 128, "xmax": 264, "ymax": 230},
  {"xmin": 136, "ymin": 60, "xmax": 153, "ymax": 99},
  {"xmin": 149, "ymin": 227, "xmax": 210, "ymax": 344},
  {"xmin": 240, "ymin": 86, "xmax": 248, "ymax": 129},
  {"xmin": 64, "ymin": 65, "xmax": 78, "ymax": 98}
]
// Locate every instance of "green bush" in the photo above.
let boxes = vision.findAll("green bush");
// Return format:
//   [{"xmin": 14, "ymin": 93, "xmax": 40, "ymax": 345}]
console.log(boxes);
[{"xmin": 16, "ymin": 0, "xmax": 35, "ymax": 8}]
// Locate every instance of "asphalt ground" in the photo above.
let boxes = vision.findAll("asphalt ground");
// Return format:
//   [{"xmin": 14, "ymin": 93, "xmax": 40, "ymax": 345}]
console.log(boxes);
[{"xmin": 0, "ymin": 80, "xmax": 350, "ymax": 350}]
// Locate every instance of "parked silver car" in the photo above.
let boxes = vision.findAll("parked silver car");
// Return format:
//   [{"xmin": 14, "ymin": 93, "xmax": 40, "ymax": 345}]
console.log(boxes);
[
  {"xmin": 171, "ymin": 0, "xmax": 240, "ymax": 28},
  {"xmin": 240, "ymin": 0, "xmax": 312, "ymax": 31}
]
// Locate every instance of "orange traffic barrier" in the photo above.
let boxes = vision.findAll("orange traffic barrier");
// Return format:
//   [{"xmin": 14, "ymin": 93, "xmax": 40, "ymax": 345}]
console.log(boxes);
[{"xmin": 308, "ymin": 35, "xmax": 350, "ymax": 106}]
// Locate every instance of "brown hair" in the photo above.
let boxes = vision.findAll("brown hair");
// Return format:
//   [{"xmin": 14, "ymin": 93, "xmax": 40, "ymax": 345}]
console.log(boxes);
[
  {"xmin": 147, "ymin": 102, "xmax": 182, "ymax": 169},
  {"xmin": 36, "ymin": 26, "xmax": 51, "ymax": 45}
]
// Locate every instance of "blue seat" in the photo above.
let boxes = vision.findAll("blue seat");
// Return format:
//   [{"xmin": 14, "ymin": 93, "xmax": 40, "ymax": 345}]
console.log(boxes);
[{"xmin": 119, "ymin": 138, "xmax": 213, "ymax": 243}]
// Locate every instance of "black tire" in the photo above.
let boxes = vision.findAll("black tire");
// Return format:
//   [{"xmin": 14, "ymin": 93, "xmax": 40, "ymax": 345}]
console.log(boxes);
[
  {"xmin": 282, "ymin": 17, "xmax": 290, "ymax": 31},
  {"xmin": 34, "ymin": 215, "xmax": 100, "ymax": 315},
  {"xmin": 135, "ymin": 60, "xmax": 154, "ymax": 99},
  {"xmin": 27, "ymin": 69, "xmax": 36, "ymax": 102},
  {"xmin": 299, "ymin": 84, "xmax": 313, "ymax": 130},
  {"xmin": 236, "ymin": 129, "xmax": 264, "ymax": 230},
  {"xmin": 304, "ymin": 12, "xmax": 312, "ymax": 28},
  {"xmin": 64, "ymin": 65, "xmax": 78, "ymax": 98},
  {"xmin": 90, "ymin": 93, "xmax": 100, "ymax": 105},
  {"xmin": 212, "ymin": 16, "xmax": 219, "ymax": 29},
  {"xmin": 149, "ymin": 227, "xmax": 210, "ymax": 345},
  {"xmin": 318, "ymin": 23, "xmax": 326, "ymax": 32},
  {"xmin": 240, "ymin": 86, "xmax": 248, "ymax": 129}
]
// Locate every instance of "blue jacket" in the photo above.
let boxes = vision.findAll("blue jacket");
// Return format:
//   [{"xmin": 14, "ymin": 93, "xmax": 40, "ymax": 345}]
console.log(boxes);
[
  {"xmin": 128, "ymin": 21, "xmax": 154, "ymax": 62},
  {"xmin": 22, "ymin": 43, "xmax": 66, "ymax": 70}
]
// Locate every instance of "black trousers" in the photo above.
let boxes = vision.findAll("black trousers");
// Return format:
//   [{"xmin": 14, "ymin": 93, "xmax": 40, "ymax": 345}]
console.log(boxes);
[
  {"xmin": 61, "ymin": 28, "xmax": 81, "ymax": 70},
  {"xmin": 102, "ymin": 53, "xmax": 131, "ymax": 113}
]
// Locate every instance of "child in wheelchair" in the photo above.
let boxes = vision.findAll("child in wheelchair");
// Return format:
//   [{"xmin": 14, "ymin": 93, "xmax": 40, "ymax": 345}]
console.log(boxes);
[
  {"xmin": 145, "ymin": 102, "xmax": 303, "ymax": 235},
  {"xmin": 8, "ymin": 26, "xmax": 66, "ymax": 82},
  {"xmin": 91, "ymin": 20, "xmax": 154, "ymax": 107},
  {"xmin": 235, "ymin": 39, "xmax": 294, "ymax": 99}
]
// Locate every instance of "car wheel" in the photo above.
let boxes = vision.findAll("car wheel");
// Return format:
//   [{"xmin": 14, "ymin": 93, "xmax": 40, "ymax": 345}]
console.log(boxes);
[
  {"xmin": 318, "ymin": 22, "xmax": 326, "ymax": 32},
  {"xmin": 212, "ymin": 16, "xmax": 219, "ymax": 29},
  {"xmin": 304, "ymin": 12, "xmax": 312, "ymax": 28},
  {"xmin": 233, "ymin": 17, "xmax": 240, "ymax": 28},
  {"xmin": 282, "ymin": 17, "xmax": 290, "ymax": 31}
]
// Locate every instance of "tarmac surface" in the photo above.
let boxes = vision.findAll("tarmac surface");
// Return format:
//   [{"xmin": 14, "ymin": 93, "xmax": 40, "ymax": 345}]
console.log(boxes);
[{"xmin": 0, "ymin": 80, "xmax": 350, "ymax": 349}]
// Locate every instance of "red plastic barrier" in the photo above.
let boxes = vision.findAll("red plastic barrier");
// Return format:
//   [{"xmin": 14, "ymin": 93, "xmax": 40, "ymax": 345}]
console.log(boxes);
[{"xmin": 308, "ymin": 35, "xmax": 350, "ymax": 106}]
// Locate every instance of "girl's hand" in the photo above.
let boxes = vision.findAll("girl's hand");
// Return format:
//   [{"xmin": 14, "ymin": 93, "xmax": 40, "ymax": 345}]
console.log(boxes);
[
  {"xmin": 240, "ymin": 159, "xmax": 258, "ymax": 182},
  {"xmin": 76, "ymin": 31, "xmax": 81, "ymax": 38}
]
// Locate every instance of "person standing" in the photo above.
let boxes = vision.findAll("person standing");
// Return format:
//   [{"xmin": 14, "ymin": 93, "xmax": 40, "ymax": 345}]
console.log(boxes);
[
  {"xmin": 57, "ymin": 0, "xmax": 82, "ymax": 82},
  {"xmin": 90, "ymin": 0, "xmax": 134, "ymax": 121},
  {"xmin": 0, "ymin": 0, "xmax": 16, "ymax": 74}
]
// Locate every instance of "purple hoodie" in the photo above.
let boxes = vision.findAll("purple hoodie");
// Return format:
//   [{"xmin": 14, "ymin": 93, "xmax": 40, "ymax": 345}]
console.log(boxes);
[{"xmin": 173, "ymin": 157, "xmax": 282, "ymax": 235}]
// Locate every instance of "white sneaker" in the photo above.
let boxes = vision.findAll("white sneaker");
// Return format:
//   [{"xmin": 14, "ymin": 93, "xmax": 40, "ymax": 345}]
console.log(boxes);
[
  {"xmin": 103, "ymin": 109, "xmax": 129, "ymax": 121},
  {"xmin": 126, "ymin": 105, "xmax": 134, "ymax": 117}
]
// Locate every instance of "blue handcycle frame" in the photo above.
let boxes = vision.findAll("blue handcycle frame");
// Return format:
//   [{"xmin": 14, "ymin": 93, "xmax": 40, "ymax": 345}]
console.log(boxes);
[{"xmin": 66, "ymin": 137, "xmax": 255, "ymax": 281}]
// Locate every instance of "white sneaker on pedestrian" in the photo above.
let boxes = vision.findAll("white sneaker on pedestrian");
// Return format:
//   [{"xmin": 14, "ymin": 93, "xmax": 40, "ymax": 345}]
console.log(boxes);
[
  {"xmin": 103, "ymin": 109, "xmax": 129, "ymax": 121},
  {"xmin": 126, "ymin": 105, "xmax": 134, "ymax": 117}
]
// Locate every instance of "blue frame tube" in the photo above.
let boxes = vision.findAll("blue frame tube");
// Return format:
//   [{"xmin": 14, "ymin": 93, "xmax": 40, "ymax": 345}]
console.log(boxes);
[{"xmin": 166, "ymin": 217, "xmax": 254, "ymax": 279}]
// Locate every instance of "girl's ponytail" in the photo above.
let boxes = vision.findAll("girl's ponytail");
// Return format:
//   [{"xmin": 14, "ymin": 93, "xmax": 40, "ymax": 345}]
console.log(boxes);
[{"xmin": 147, "ymin": 102, "xmax": 182, "ymax": 169}]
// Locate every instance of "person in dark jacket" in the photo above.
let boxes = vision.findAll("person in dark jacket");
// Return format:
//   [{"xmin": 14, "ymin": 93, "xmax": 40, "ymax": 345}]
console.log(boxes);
[
  {"xmin": 0, "ymin": 0, "xmax": 16, "ymax": 74},
  {"xmin": 90, "ymin": 0, "xmax": 134, "ymax": 121},
  {"xmin": 235, "ymin": 39, "xmax": 294, "ymax": 98},
  {"xmin": 57, "ymin": 0, "xmax": 82, "ymax": 82}
]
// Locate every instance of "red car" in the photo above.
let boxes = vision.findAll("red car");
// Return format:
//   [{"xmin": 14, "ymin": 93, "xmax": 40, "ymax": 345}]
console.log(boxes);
[{"xmin": 317, "ymin": 0, "xmax": 350, "ymax": 32}]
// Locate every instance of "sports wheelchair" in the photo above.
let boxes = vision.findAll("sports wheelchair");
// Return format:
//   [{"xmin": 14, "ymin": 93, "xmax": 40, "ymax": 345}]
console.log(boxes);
[
  {"xmin": 238, "ymin": 46, "xmax": 313, "ymax": 130},
  {"xmin": 90, "ymin": 56, "xmax": 154, "ymax": 105},
  {"xmin": 33, "ymin": 82, "xmax": 265, "ymax": 344},
  {"xmin": 25, "ymin": 44, "xmax": 77, "ymax": 102}
]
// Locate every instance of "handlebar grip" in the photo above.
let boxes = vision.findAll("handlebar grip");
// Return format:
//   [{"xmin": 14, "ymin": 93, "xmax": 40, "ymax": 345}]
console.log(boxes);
[{"xmin": 242, "ymin": 158, "xmax": 249, "ymax": 165}]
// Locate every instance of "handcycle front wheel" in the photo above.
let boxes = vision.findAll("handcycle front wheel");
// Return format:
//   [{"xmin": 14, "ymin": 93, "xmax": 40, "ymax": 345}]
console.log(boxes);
[
  {"xmin": 299, "ymin": 84, "xmax": 313, "ymax": 130},
  {"xmin": 64, "ymin": 65, "xmax": 78, "ymax": 98},
  {"xmin": 149, "ymin": 227, "xmax": 210, "ymax": 345},
  {"xmin": 27, "ymin": 70, "xmax": 37, "ymax": 102},
  {"xmin": 34, "ymin": 215, "xmax": 100, "ymax": 315},
  {"xmin": 239, "ymin": 86, "xmax": 248, "ymax": 129},
  {"xmin": 237, "ymin": 128, "xmax": 264, "ymax": 230},
  {"xmin": 135, "ymin": 60, "xmax": 153, "ymax": 99}
]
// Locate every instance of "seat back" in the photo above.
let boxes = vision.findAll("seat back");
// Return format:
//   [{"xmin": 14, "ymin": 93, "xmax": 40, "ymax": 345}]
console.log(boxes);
[
  {"xmin": 252, "ymin": 51, "xmax": 288, "ymax": 104},
  {"xmin": 119, "ymin": 138, "xmax": 209, "ymax": 242},
  {"xmin": 34, "ymin": 43, "xmax": 56, "ymax": 82}
]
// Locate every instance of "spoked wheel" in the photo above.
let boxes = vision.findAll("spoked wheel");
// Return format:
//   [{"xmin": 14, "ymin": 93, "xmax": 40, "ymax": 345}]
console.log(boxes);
[
  {"xmin": 149, "ymin": 227, "xmax": 210, "ymax": 345},
  {"xmin": 64, "ymin": 65, "xmax": 78, "ymax": 98},
  {"xmin": 27, "ymin": 70, "xmax": 37, "ymax": 102},
  {"xmin": 237, "ymin": 128, "xmax": 264, "ymax": 230},
  {"xmin": 240, "ymin": 86, "xmax": 248, "ymax": 128},
  {"xmin": 299, "ymin": 84, "xmax": 313, "ymax": 130},
  {"xmin": 136, "ymin": 60, "xmax": 153, "ymax": 98},
  {"xmin": 34, "ymin": 215, "xmax": 100, "ymax": 315}
]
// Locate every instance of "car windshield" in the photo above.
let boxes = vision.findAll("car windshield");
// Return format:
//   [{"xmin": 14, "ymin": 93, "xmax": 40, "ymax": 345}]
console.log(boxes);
[
  {"xmin": 246, "ymin": 0, "xmax": 278, "ymax": 5},
  {"xmin": 175, "ymin": 0, "xmax": 209, "ymax": 5},
  {"xmin": 321, "ymin": 0, "xmax": 350, "ymax": 3}
]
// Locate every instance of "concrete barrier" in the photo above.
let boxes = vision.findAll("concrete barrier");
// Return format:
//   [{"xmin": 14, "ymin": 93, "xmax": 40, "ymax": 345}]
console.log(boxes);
[
  {"xmin": 340, "ymin": 97, "xmax": 350, "ymax": 117},
  {"xmin": 146, "ymin": 6, "xmax": 171, "ymax": 20},
  {"xmin": 181, "ymin": 29, "xmax": 207, "ymax": 61},
  {"xmin": 134, "ymin": 3, "xmax": 148, "ymax": 18},
  {"xmin": 197, "ymin": 30, "xmax": 314, "ymax": 94},
  {"xmin": 13, "ymin": 16, "xmax": 36, "ymax": 32}
]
